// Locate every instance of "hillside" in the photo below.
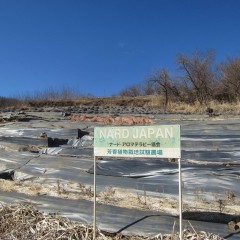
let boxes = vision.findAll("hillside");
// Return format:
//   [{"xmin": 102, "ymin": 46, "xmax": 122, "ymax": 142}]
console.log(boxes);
[{"xmin": 1, "ymin": 95, "xmax": 240, "ymax": 116}]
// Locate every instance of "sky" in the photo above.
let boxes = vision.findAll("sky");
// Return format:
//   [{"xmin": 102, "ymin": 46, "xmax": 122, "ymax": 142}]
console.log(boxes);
[{"xmin": 0, "ymin": 0, "xmax": 240, "ymax": 98}]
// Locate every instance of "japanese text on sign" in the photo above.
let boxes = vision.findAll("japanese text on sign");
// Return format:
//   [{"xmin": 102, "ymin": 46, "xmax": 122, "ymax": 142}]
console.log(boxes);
[{"xmin": 94, "ymin": 125, "xmax": 180, "ymax": 158}]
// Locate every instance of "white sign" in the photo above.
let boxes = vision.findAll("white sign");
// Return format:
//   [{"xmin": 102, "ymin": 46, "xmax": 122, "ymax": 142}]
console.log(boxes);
[{"xmin": 94, "ymin": 125, "xmax": 181, "ymax": 158}]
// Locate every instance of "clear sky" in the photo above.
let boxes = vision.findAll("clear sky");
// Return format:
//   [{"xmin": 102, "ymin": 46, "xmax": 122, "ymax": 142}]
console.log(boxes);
[{"xmin": 0, "ymin": 0, "xmax": 240, "ymax": 97}]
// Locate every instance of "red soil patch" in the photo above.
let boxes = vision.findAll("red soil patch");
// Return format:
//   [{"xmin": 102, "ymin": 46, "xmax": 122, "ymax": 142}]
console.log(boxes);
[{"xmin": 70, "ymin": 115, "xmax": 154, "ymax": 125}]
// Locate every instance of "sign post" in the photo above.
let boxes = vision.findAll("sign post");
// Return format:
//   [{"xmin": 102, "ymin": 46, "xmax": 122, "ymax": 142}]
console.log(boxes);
[
  {"xmin": 93, "ymin": 155, "xmax": 97, "ymax": 240},
  {"xmin": 178, "ymin": 158, "xmax": 182, "ymax": 239},
  {"xmin": 93, "ymin": 125, "xmax": 182, "ymax": 239}
]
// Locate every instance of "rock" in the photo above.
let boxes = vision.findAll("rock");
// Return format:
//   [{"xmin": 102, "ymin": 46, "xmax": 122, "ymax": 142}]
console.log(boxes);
[
  {"xmin": 39, "ymin": 132, "xmax": 47, "ymax": 138},
  {"xmin": 61, "ymin": 112, "xmax": 71, "ymax": 117},
  {"xmin": 0, "ymin": 169, "xmax": 15, "ymax": 180},
  {"xmin": 206, "ymin": 107, "xmax": 214, "ymax": 117},
  {"xmin": 47, "ymin": 138, "xmax": 68, "ymax": 147}
]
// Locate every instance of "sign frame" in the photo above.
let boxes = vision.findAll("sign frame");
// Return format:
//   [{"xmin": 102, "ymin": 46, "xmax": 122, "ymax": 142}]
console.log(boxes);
[{"xmin": 93, "ymin": 125, "xmax": 182, "ymax": 240}]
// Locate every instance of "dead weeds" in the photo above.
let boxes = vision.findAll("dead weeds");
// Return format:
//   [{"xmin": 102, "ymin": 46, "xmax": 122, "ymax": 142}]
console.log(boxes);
[
  {"xmin": 0, "ymin": 203, "xmax": 224, "ymax": 240},
  {"xmin": 1, "ymin": 179, "xmax": 240, "ymax": 217},
  {"xmin": 70, "ymin": 115, "xmax": 154, "ymax": 125}
]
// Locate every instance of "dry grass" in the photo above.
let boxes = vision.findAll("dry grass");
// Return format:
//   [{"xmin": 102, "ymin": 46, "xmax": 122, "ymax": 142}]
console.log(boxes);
[
  {"xmin": 0, "ymin": 203, "xmax": 95, "ymax": 240},
  {"xmin": 1, "ymin": 179, "xmax": 240, "ymax": 219},
  {"xmin": 26, "ymin": 95, "xmax": 164, "ymax": 109},
  {"xmin": 74, "ymin": 95, "xmax": 164, "ymax": 108},
  {"xmin": 0, "ymin": 180, "xmax": 231, "ymax": 239},
  {"xmin": 2, "ymin": 93, "xmax": 240, "ymax": 115},
  {"xmin": 167, "ymin": 100, "xmax": 240, "ymax": 114},
  {"xmin": 208, "ymin": 101, "xmax": 240, "ymax": 114},
  {"xmin": 29, "ymin": 96, "xmax": 240, "ymax": 115},
  {"xmin": 70, "ymin": 115, "xmax": 154, "ymax": 125},
  {"xmin": 167, "ymin": 101, "xmax": 205, "ymax": 114},
  {"xmin": 0, "ymin": 204, "xmax": 224, "ymax": 240}
]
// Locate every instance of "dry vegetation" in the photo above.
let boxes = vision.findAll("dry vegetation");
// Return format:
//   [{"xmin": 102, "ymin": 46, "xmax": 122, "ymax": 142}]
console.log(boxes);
[
  {"xmin": 70, "ymin": 115, "xmax": 154, "ymax": 125},
  {"xmin": 1, "ymin": 51, "xmax": 240, "ymax": 115},
  {"xmin": 28, "ymin": 96, "xmax": 240, "ymax": 115},
  {"xmin": 0, "ymin": 204, "xmax": 224, "ymax": 240},
  {"xmin": 167, "ymin": 100, "xmax": 240, "ymax": 115},
  {"xmin": 1, "ymin": 178, "xmax": 240, "ymax": 228},
  {"xmin": 26, "ymin": 95, "xmax": 164, "ymax": 109},
  {"xmin": 1, "ymin": 94, "xmax": 240, "ymax": 115}
]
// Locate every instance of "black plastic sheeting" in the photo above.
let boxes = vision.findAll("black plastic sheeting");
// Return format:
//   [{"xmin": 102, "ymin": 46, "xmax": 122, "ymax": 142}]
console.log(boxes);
[
  {"xmin": 88, "ymin": 159, "xmax": 180, "ymax": 178},
  {"xmin": 0, "ymin": 190, "xmax": 239, "ymax": 239},
  {"xmin": 0, "ymin": 136, "xmax": 48, "ymax": 146},
  {"xmin": 0, "ymin": 112, "xmax": 240, "ymax": 238}
]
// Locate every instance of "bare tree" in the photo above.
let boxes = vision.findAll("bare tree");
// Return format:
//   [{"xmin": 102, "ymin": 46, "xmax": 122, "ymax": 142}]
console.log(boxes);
[
  {"xmin": 219, "ymin": 57, "xmax": 240, "ymax": 102},
  {"xmin": 177, "ymin": 50, "xmax": 216, "ymax": 105},
  {"xmin": 119, "ymin": 84, "xmax": 142, "ymax": 97},
  {"xmin": 0, "ymin": 97, "xmax": 21, "ymax": 108},
  {"xmin": 149, "ymin": 68, "xmax": 176, "ymax": 110},
  {"xmin": 142, "ymin": 79, "xmax": 156, "ymax": 95}
]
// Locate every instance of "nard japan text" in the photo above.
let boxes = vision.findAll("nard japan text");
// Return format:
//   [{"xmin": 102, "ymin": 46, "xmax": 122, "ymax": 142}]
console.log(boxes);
[
  {"xmin": 99, "ymin": 127, "xmax": 173, "ymax": 139},
  {"xmin": 94, "ymin": 125, "xmax": 181, "ymax": 158}
]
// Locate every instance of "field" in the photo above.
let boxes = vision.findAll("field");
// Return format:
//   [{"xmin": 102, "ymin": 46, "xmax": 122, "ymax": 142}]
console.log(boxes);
[{"xmin": 0, "ymin": 98, "xmax": 240, "ymax": 239}]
